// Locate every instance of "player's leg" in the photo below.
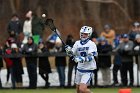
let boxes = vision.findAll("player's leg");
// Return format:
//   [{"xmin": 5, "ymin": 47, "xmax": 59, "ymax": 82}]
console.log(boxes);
[
  {"xmin": 75, "ymin": 71, "xmax": 82, "ymax": 93},
  {"xmin": 76, "ymin": 84, "xmax": 81, "ymax": 93},
  {"xmin": 79, "ymin": 83, "xmax": 92, "ymax": 93},
  {"xmin": 79, "ymin": 72, "xmax": 93, "ymax": 93}
]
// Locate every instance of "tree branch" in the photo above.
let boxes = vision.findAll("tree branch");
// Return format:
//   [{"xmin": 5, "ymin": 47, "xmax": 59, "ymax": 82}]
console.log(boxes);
[
  {"xmin": 85, "ymin": 0, "xmax": 132, "ymax": 22},
  {"xmin": 9, "ymin": 0, "xmax": 16, "ymax": 13}
]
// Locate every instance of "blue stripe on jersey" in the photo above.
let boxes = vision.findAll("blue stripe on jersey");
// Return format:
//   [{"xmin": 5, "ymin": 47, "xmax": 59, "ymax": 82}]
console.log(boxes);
[
  {"xmin": 92, "ymin": 51, "xmax": 98, "ymax": 56},
  {"xmin": 86, "ymin": 56, "xmax": 93, "ymax": 62}
]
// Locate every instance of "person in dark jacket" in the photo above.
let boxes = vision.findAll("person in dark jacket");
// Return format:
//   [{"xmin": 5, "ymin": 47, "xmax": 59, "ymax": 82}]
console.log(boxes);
[
  {"xmin": 90, "ymin": 29, "xmax": 99, "ymax": 87},
  {"xmin": 4, "ymin": 31, "xmax": 17, "ymax": 86},
  {"xmin": 115, "ymin": 34, "xmax": 134, "ymax": 87},
  {"xmin": 38, "ymin": 42, "xmax": 52, "ymax": 88},
  {"xmin": 3, "ymin": 46, "xmax": 15, "ymax": 89},
  {"xmin": 7, "ymin": 14, "xmax": 22, "ymax": 36},
  {"xmin": 10, "ymin": 43, "xmax": 24, "ymax": 88},
  {"xmin": 6, "ymin": 31, "xmax": 17, "ymax": 47},
  {"xmin": 128, "ymin": 22, "xmax": 140, "ymax": 42},
  {"xmin": 22, "ymin": 37, "xmax": 38, "ymax": 89},
  {"xmin": 66, "ymin": 35, "xmax": 77, "ymax": 87},
  {"xmin": 32, "ymin": 12, "xmax": 45, "ymax": 38},
  {"xmin": 112, "ymin": 35, "xmax": 122, "ymax": 86},
  {"xmin": 90, "ymin": 28, "xmax": 98, "ymax": 43},
  {"xmin": 55, "ymin": 42, "xmax": 66, "ymax": 88},
  {"xmin": 3, "ymin": 43, "xmax": 23, "ymax": 89},
  {"xmin": 97, "ymin": 36, "xmax": 112, "ymax": 87}
]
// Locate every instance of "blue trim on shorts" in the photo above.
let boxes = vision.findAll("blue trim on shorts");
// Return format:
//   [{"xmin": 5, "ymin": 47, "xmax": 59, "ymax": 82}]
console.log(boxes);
[
  {"xmin": 77, "ymin": 68, "xmax": 94, "ymax": 73},
  {"xmin": 86, "ymin": 72, "xmax": 93, "ymax": 84}
]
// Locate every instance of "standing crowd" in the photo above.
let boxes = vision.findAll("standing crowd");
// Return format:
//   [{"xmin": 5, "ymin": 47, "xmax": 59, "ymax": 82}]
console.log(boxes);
[{"xmin": 0, "ymin": 10, "xmax": 140, "ymax": 90}]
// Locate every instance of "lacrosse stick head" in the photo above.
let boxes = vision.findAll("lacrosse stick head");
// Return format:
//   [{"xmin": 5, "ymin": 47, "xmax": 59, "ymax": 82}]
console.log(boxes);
[{"xmin": 45, "ymin": 19, "xmax": 56, "ymax": 31}]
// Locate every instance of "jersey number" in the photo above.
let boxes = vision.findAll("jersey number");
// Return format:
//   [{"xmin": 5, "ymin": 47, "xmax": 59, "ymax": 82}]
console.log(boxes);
[
  {"xmin": 80, "ymin": 52, "xmax": 87, "ymax": 57},
  {"xmin": 79, "ymin": 52, "xmax": 87, "ymax": 63}
]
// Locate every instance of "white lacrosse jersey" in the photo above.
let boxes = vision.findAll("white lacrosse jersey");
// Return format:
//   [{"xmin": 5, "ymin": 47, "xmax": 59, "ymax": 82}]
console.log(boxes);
[{"xmin": 72, "ymin": 40, "xmax": 97, "ymax": 70}]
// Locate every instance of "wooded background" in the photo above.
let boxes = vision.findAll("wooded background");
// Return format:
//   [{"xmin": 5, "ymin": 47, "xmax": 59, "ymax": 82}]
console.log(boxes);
[{"xmin": 0, "ymin": 0, "xmax": 140, "ymax": 44}]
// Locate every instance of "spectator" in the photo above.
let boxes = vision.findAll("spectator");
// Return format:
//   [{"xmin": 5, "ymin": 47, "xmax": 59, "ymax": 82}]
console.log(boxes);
[
  {"xmin": 7, "ymin": 14, "xmax": 22, "ymax": 36},
  {"xmin": 4, "ymin": 31, "xmax": 17, "ymax": 85},
  {"xmin": 23, "ymin": 10, "xmax": 45, "ymax": 44},
  {"xmin": 133, "ymin": 34, "xmax": 140, "ymax": 86},
  {"xmin": 10, "ymin": 43, "xmax": 24, "ymax": 88},
  {"xmin": 22, "ymin": 37, "xmax": 38, "ymax": 89},
  {"xmin": 129, "ymin": 22, "xmax": 140, "ymax": 42},
  {"xmin": 6, "ymin": 31, "xmax": 17, "ymax": 47},
  {"xmin": 65, "ymin": 34, "xmax": 77, "ymax": 87},
  {"xmin": 134, "ymin": 34, "xmax": 140, "ymax": 66},
  {"xmin": 100, "ymin": 24, "xmax": 115, "ymax": 46},
  {"xmin": 90, "ymin": 28, "xmax": 99, "ymax": 87},
  {"xmin": 97, "ymin": 36, "xmax": 112, "ymax": 87},
  {"xmin": 112, "ymin": 35, "xmax": 122, "ymax": 86},
  {"xmin": 90, "ymin": 28, "xmax": 98, "ymax": 43},
  {"xmin": 3, "ymin": 43, "xmax": 23, "ymax": 89},
  {"xmin": 55, "ymin": 41, "xmax": 66, "ymax": 88},
  {"xmin": 3, "ymin": 45, "xmax": 10, "ymax": 86},
  {"xmin": 115, "ymin": 34, "xmax": 134, "ymax": 87},
  {"xmin": 38, "ymin": 42, "xmax": 52, "ymax": 88},
  {"xmin": 31, "ymin": 12, "xmax": 45, "ymax": 38},
  {"xmin": 0, "ymin": 45, "xmax": 3, "ymax": 88},
  {"xmin": 47, "ymin": 29, "xmax": 61, "ymax": 52},
  {"xmin": 22, "ymin": 11, "xmax": 33, "ymax": 44},
  {"xmin": 3, "ymin": 46, "xmax": 15, "ymax": 89}
]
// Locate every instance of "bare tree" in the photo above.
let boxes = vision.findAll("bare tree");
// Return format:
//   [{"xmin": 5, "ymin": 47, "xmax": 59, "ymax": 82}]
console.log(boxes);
[
  {"xmin": 9, "ymin": 0, "xmax": 16, "ymax": 13},
  {"xmin": 85, "ymin": 0, "xmax": 132, "ymax": 22}
]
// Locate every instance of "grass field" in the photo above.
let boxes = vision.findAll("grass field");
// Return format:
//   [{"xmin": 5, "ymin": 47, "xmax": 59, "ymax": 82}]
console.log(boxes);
[{"xmin": 0, "ymin": 88, "xmax": 139, "ymax": 93}]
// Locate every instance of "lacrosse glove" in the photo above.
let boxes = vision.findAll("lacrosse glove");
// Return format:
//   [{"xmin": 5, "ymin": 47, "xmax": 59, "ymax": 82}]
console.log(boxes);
[{"xmin": 65, "ymin": 45, "xmax": 73, "ymax": 57}]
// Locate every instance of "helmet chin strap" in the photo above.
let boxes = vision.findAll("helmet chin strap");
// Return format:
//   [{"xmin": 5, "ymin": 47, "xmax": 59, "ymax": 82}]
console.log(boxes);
[{"xmin": 80, "ymin": 38, "xmax": 89, "ymax": 45}]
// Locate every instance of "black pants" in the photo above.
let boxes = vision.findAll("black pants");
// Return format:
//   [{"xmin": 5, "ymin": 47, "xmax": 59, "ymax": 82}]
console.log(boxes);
[
  {"xmin": 90, "ymin": 69, "xmax": 98, "ymax": 86},
  {"xmin": 14, "ymin": 73, "xmax": 23, "ymax": 83},
  {"xmin": 113, "ymin": 64, "xmax": 121, "ymax": 84},
  {"xmin": 40, "ymin": 73, "xmax": 49, "ymax": 87},
  {"xmin": 26, "ymin": 61, "xmax": 37, "ymax": 89},
  {"xmin": 6, "ymin": 67, "xmax": 10, "ymax": 82},
  {"xmin": 121, "ymin": 62, "xmax": 134, "ymax": 86}
]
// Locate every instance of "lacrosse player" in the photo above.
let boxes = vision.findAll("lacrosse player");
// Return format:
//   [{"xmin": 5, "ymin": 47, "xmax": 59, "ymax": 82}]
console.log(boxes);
[{"xmin": 65, "ymin": 26, "xmax": 98, "ymax": 93}]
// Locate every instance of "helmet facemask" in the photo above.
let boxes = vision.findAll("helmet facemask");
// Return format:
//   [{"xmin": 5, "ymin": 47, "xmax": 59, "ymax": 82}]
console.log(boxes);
[{"xmin": 80, "ymin": 33, "xmax": 90, "ymax": 41}]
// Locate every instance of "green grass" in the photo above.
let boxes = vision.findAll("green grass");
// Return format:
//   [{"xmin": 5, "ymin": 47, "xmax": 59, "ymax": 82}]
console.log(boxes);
[{"xmin": 0, "ymin": 88, "xmax": 139, "ymax": 93}]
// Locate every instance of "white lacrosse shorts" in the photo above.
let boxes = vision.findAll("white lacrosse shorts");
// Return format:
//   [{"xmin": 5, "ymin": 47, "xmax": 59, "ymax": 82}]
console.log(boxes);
[{"xmin": 75, "ymin": 69, "xmax": 94, "ymax": 85}]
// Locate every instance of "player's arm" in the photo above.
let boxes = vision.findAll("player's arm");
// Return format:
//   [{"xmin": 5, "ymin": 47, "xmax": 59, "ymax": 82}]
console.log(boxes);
[
  {"xmin": 74, "ymin": 51, "xmax": 98, "ymax": 63},
  {"xmin": 85, "ymin": 51, "xmax": 98, "ymax": 62},
  {"xmin": 85, "ymin": 42, "xmax": 98, "ymax": 62}
]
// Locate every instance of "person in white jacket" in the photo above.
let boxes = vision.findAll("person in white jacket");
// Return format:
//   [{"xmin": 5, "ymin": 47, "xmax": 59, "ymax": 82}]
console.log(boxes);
[{"xmin": 22, "ymin": 11, "xmax": 33, "ymax": 44}]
